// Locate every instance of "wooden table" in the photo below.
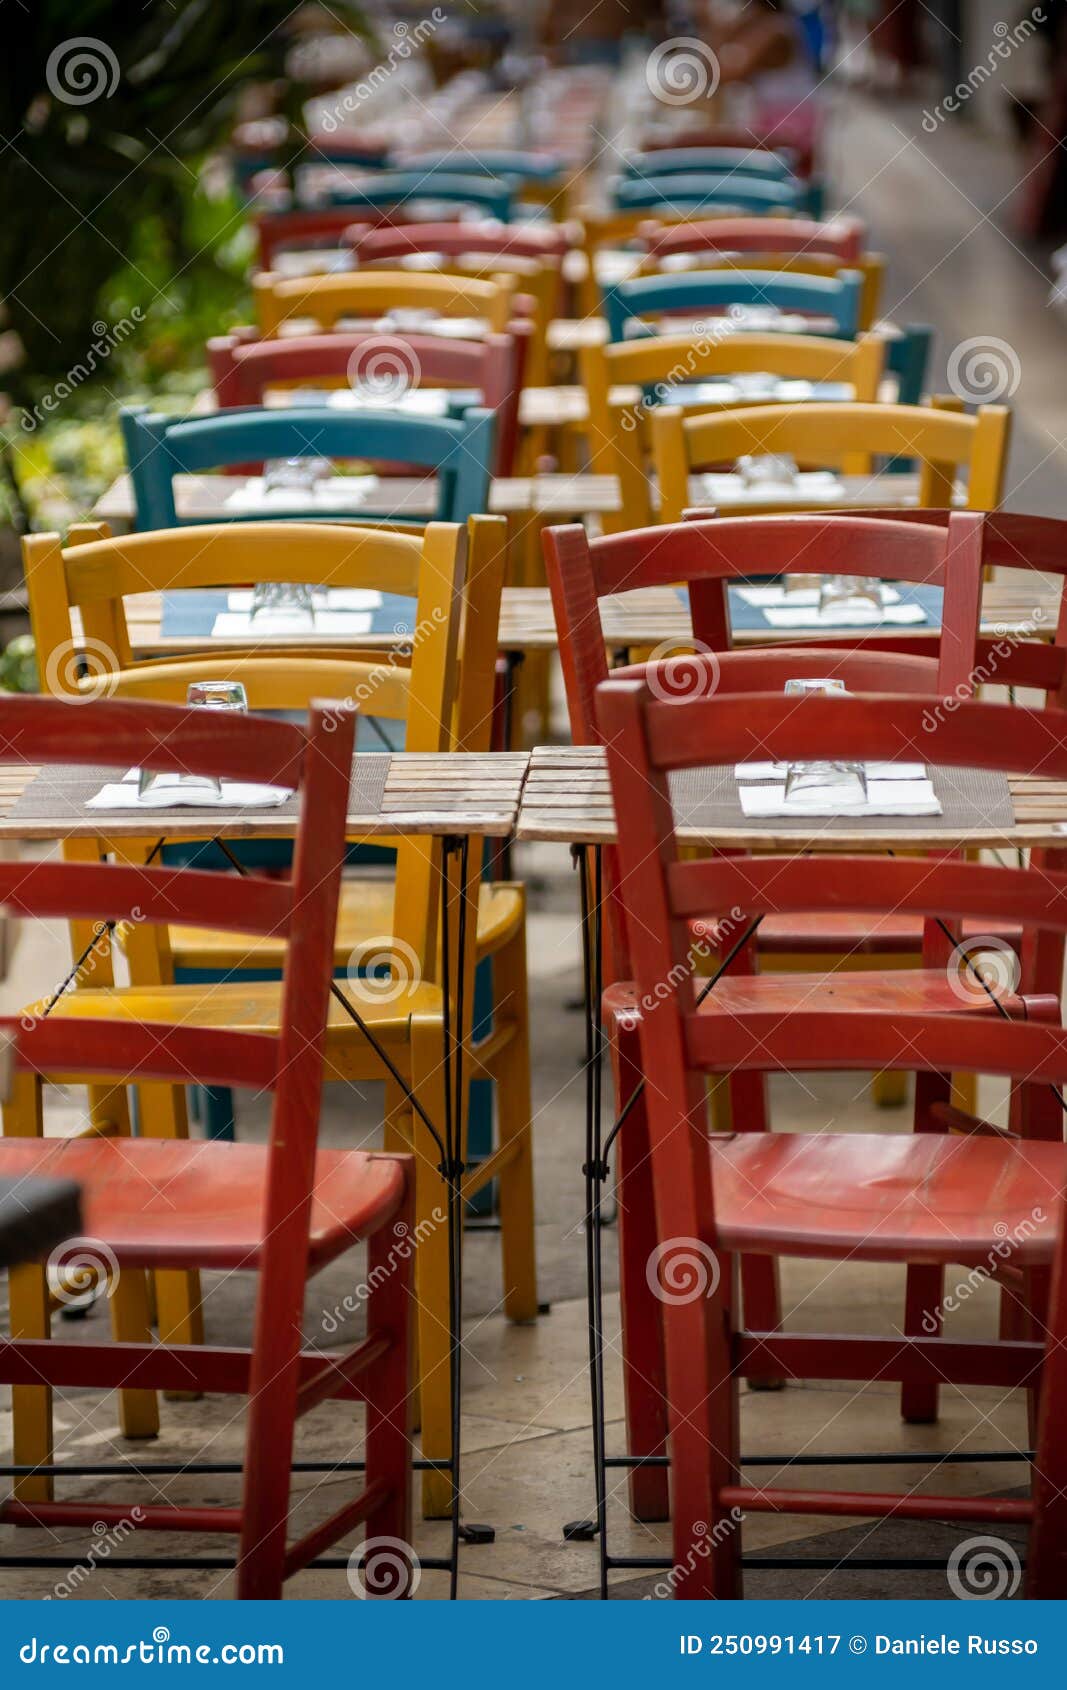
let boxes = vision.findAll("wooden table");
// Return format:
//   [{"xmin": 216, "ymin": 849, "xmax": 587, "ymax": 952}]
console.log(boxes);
[
  {"xmin": 516, "ymin": 743, "xmax": 1067, "ymax": 853},
  {"xmin": 0, "ymin": 1175, "xmax": 81, "ymax": 1270},
  {"xmin": 0, "ymin": 753, "xmax": 527, "ymax": 846},
  {"xmin": 110, "ymin": 575, "xmax": 1058, "ymax": 662}
]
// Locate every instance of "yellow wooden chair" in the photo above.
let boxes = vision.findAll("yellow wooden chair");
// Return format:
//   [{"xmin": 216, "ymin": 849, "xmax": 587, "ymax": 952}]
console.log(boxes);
[
  {"xmin": 20, "ymin": 515, "xmax": 535, "ymax": 1518},
  {"xmin": 253, "ymin": 268, "xmax": 518, "ymax": 337},
  {"xmin": 652, "ymin": 398, "xmax": 1012, "ymax": 524},
  {"xmin": 580, "ymin": 331, "xmax": 886, "ymax": 531}
]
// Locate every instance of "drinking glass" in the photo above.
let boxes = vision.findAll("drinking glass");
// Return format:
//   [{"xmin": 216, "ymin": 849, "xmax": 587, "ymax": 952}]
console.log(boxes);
[
  {"xmin": 817, "ymin": 574, "xmax": 885, "ymax": 620},
  {"xmin": 782, "ymin": 677, "xmax": 868, "ymax": 805},
  {"xmin": 737, "ymin": 452, "xmax": 798, "ymax": 488},
  {"xmin": 138, "ymin": 680, "xmax": 248, "ymax": 800},
  {"xmin": 262, "ymin": 456, "xmax": 332, "ymax": 494},
  {"xmin": 249, "ymin": 581, "xmax": 317, "ymax": 626}
]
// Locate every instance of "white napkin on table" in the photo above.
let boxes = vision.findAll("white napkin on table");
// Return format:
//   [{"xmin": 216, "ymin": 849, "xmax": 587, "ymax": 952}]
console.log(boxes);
[
  {"xmin": 699, "ymin": 471, "xmax": 845, "ymax": 505},
  {"xmin": 763, "ymin": 602, "xmax": 927, "ymax": 628},
  {"xmin": 226, "ymin": 589, "xmax": 383, "ymax": 612},
  {"xmin": 87, "ymin": 770, "xmax": 292, "ymax": 811},
  {"xmin": 736, "ymin": 585, "xmax": 902, "ymax": 608},
  {"xmin": 211, "ymin": 610, "xmax": 374, "ymax": 637},
  {"xmin": 223, "ymin": 475, "xmax": 380, "ymax": 513}
]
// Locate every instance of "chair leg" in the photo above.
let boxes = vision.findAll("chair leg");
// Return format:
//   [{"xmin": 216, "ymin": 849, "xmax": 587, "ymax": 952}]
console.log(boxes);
[
  {"xmin": 901, "ymin": 1070, "xmax": 950, "ymax": 1422},
  {"xmin": 612, "ymin": 1017, "xmax": 670, "ymax": 1521},
  {"xmin": 136, "ymin": 1080, "xmax": 204, "ymax": 1385},
  {"xmin": 362, "ymin": 1178, "xmax": 417, "ymax": 1586},
  {"xmin": 728, "ymin": 1067, "xmax": 783, "ymax": 1382},
  {"xmin": 87, "ymin": 1083, "xmax": 160, "ymax": 1440},
  {"xmin": 664, "ymin": 1255, "xmax": 742, "ymax": 1599},
  {"xmin": 409, "ymin": 1018, "xmax": 458, "ymax": 1521},
  {"xmin": 491, "ymin": 917, "xmax": 539, "ymax": 1324},
  {"xmin": 4, "ymin": 1073, "xmax": 53, "ymax": 1503}
]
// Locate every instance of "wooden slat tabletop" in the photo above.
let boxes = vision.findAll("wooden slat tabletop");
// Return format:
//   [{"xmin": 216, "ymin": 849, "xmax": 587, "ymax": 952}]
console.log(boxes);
[
  {"xmin": 114, "ymin": 575, "xmax": 1059, "ymax": 660},
  {"xmin": 516, "ymin": 744, "xmax": 1067, "ymax": 851},
  {"xmin": 0, "ymin": 753, "xmax": 528, "ymax": 844}
]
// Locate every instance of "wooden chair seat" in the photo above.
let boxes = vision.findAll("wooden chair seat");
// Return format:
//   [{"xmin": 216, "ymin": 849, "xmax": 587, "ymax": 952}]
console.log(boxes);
[
  {"xmin": 40, "ymin": 977, "xmax": 446, "ymax": 1052},
  {"xmin": 168, "ymin": 881, "xmax": 524, "ymax": 971},
  {"xmin": 707, "ymin": 1129, "xmax": 1064, "ymax": 1265},
  {"xmin": 0, "ymin": 1136, "xmax": 405, "ymax": 1272},
  {"xmin": 604, "ymin": 964, "xmax": 1025, "ymax": 1028}
]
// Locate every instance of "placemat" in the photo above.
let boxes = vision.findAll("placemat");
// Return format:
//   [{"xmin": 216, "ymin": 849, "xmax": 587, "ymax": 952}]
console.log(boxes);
[
  {"xmin": 667, "ymin": 761, "xmax": 1013, "ymax": 835},
  {"xmin": 719, "ymin": 581, "xmax": 943, "ymax": 635},
  {"xmin": 5, "ymin": 753, "xmax": 391, "ymax": 830}
]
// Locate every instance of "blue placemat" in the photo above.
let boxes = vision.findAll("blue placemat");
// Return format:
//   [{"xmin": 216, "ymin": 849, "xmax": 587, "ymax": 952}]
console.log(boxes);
[
  {"xmin": 721, "ymin": 581, "xmax": 944, "ymax": 634},
  {"xmin": 159, "ymin": 589, "xmax": 413, "ymax": 751}
]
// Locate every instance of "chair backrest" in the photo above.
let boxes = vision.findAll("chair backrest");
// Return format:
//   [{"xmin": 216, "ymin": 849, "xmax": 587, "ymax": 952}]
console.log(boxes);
[
  {"xmin": 253, "ymin": 268, "xmax": 517, "ymax": 336},
  {"xmin": 544, "ymin": 511, "xmax": 985, "ymax": 749},
  {"xmin": 848, "ymin": 508, "xmax": 1067, "ymax": 703},
  {"xmin": 605, "ymin": 267, "xmax": 864, "ymax": 344},
  {"xmin": 206, "ymin": 326, "xmax": 529, "ymax": 475},
  {"xmin": 119, "ymin": 403, "xmax": 496, "ymax": 529},
  {"xmin": 639, "ymin": 215, "xmax": 865, "ymax": 266},
  {"xmin": 613, "ymin": 172, "xmax": 804, "ymax": 216},
  {"xmin": 255, "ymin": 207, "xmax": 364, "ymax": 271},
  {"xmin": 652, "ymin": 400, "xmax": 1012, "ymax": 523},
  {"xmin": 395, "ymin": 150, "xmax": 567, "ymax": 185},
  {"xmin": 322, "ymin": 170, "xmax": 518, "ymax": 222},
  {"xmin": 624, "ymin": 147, "xmax": 795, "ymax": 182},
  {"xmin": 580, "ymin": 331, "xmax": 885, "ymax": 530},
  {"xmin": 2, "ymin": 689, "xmax": 355, "ymax": 1246},
  {"xmin": 347, "ymin": 219, "xmax": 578, "ymax": 265},
  {"xmin": 24, "ymin": 514, "xmax": 508, "ymax": 963},
  {"xmin": 596, "ymin": 678, "xmax": 1067, "ymax": 1212},
  {"xmin": 635, "ymin": 217, "xmax": 884, "ymax": 329}
]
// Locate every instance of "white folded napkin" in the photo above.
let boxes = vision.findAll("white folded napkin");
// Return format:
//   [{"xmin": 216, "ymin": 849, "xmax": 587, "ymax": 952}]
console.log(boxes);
[
  {"xmin": 735, "ymin": 761, "xmax": 926, "ymax": 783},
  {"xmin": 226, "ymin": 589, "xmax": 382, "ymax": 612},
  {"xmin": 700, "ymin": 471, "xmax": 845, "ymax": 504},
  {"xmin": 211, "ymin": 610, "xmax": 373, "ymax": 637},
  {"xmin": 763, "ymin": 602, "xmax": 927, "ymax": 628},
  {"xmin": 739, "ymin": 778, "xmax": 941, "ymax": 818},
  {"xmin": 87, "ymin": 770, "xmax": 292, "ymax": 810},
  {"xmin": 223, "ymin": 475, "xmax": 380, "ymax": 513},
  {"xmin": 324, "ymin": 389, "xmax": 450, "ymax": 416},
  {"xmin": 736, "ymin": 585, "xmax": 901, "ymax": 608}
]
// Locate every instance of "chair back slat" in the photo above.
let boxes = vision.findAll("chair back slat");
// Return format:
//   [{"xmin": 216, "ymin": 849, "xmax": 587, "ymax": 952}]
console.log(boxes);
[
  {"xmin": 640, "ymin": 216, "xmax": 865, "ymax": 264},
  {"xmin": 254, "ymin": 268, "xmax": 515, "ymax": 336},
  {"xmin": 605, "ymin": 267, "xmax": 863, "ymax": 343}
]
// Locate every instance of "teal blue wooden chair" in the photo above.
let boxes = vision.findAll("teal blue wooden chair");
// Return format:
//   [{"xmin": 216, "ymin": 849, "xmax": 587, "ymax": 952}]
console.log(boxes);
[
  {"xmin": 120, "ymin": 404, "xmax": 496, "ymax": 531},
  {"xmin": 604, "ymin": 266, "xmax": 864, "ymax": 344},
  {"xmin": 323, "ymin": 169, "xmax": 518, "ymax": 222},
  {"xmin": 397, "ymin": 149, "xmax": 566, "ymax": 188},
  {"xmin": 622, "ymin": 146, "xmax": 796, "ymax": 182},
  {"xmin": 612, "ymin": 171, "xmax": 804, "ymax": 216}
]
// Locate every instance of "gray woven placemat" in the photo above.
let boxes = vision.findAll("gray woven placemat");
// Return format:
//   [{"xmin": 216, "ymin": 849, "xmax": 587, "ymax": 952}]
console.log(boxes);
[
  {"xmin": 6, "ymin": 753, "xmax": 390, "ymax": 827},
  {"xmin": 667, "ymin": 764, "xmax": 1014, "ymax": 834}
]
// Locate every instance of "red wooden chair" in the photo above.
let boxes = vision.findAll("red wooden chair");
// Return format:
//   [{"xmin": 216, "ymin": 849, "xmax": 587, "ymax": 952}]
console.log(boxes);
[
  {"xmin": 0, "ymin": 694, "xmax": 414, "ymax": 1599},
  {"xmin": 346, "ymin": 219, "xmax": 578, "ymax": 267},
  {"xmin": 207, "ymin": 324, "xmax": 531, "ymax": 475},
  {"xmin": 544, "ymin": 512, "xmax": 1016, "ymax": 1513},
  {"xmin": 637, "ymin": 214, "xmax": 867, "ymax": 266},
  {"xmin": 255, "ymin": 206, "xmax": 397, "ymax": 272},
  {"xmin": 597, "ymin": 679, "xmax": 1067, "ymax": 1598}
]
